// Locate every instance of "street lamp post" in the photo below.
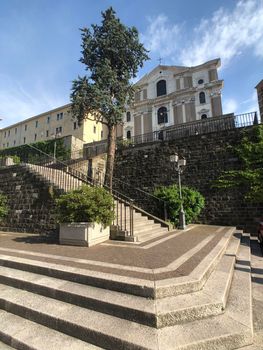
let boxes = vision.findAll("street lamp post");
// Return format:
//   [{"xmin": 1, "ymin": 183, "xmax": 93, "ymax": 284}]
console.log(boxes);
[{"xmin": 170, "ymin": 153, "xmax": 187, "ymax": 230}]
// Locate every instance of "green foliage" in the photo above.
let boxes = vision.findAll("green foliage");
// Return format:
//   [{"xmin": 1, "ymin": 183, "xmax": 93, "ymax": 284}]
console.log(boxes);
[
  {"xmin": 0, "ymin": 155, "xmax": 20, "ymax": 164},
  {"xmin": 70, "ymin": 7, "xmax": 149, "ymax": 188},
  {"xmin": 0, "ymin": 139, "xmax": 70, "ymax": 163},
  {"xmin": 0, "ymin": 193, "xmax": 9, "ymax": 221},
  {"xmin": 55, "ymin": 185, "xmax": 115, "ymax": 227},
  {"xmin": 71, "ymin": 7, "xmax": 149, "ymax": 127},
  {"xmin": 117, "ymin": 138, "xmax": 133, "ymax": 148},
  {"xmin": 154, "ymin": 185, "xmax": 205, "ymax": 226},
  {"xmin": 214, "ymin": 125, "xmax": 263, "ymax": 202}
]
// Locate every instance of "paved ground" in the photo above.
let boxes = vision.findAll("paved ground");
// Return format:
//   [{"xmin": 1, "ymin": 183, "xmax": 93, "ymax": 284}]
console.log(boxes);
[
  {"xmin": 0, "ymin": 225, "xmax": 262, "ymax": 349},
  {"xmin": 0, "ymin": 225, "xmax": 230, "ymax": 281}
]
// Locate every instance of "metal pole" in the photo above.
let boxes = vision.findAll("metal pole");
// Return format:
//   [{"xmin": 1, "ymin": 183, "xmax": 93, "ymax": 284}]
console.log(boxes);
[
  {"xmin": 178, "ymin": 167, "xmax": 186, "ymax": 230},
  {"xmin": 54, "ymin": 140, "xmax": 57, "ymax": 162}
]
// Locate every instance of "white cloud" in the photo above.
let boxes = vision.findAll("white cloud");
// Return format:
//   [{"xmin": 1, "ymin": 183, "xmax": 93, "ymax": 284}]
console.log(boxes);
[
  {"xmin": 240, "ymin": 90, "xmax": 259, "ymax": 114},
  {"xmin": 0, "ymin": 75, "xmax": 66, "ymax": 128},
  {"xmin": 180, "ymin": 0, "xmax": 263, "ymax": 66},
  {"xmin": 141, "ymin": 15, "xmax": 181, "ymax": 59},
  {"xmin": 223, "ymin": 98, "xmax": 238, "ymax": 114},
  {"xmin": 142, "ymin": 1, "xmax": 263, "ymax": 68}
]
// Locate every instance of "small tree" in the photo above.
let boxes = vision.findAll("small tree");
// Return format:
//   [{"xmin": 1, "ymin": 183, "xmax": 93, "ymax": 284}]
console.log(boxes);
[
  {"xmin": 214, "ymin": 125, "xmax": 263, "ymax": 203},
  {"xmin": 154, "ymin": 185, "xmax": 205, "ymax": 226},
  {"xmin": 71, "ymin": 7, "xmax": 149, "ymax": 189}
]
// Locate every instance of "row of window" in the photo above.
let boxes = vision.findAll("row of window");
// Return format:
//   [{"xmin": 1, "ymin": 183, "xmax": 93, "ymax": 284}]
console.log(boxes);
[
  {"xmin": 125, "ymin": 112, "xmax": 208, "ymax": 139},
  {"xmin": 126, "ymin": 92, "xmax": 207, "ymax": 123},
  {"xmin": 156, "ymin": 77, "xmax": 205, "ymax": 98},
  {"xmin": 2, "ymin": 126, "xmax": 64, "ymax": 147},
  {"xmin": 1, "ymin": 124, "xmax": 103, "ymax": 149},
  {"xmin": 3, "ymin": 113, "xmax": 65, "ymax": 138}
]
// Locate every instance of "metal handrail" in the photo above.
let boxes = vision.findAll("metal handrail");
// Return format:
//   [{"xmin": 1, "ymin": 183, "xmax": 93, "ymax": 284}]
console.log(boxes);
[{"xmin": 7, "ymin": 143, "xmax": 169, "ymax": 237}]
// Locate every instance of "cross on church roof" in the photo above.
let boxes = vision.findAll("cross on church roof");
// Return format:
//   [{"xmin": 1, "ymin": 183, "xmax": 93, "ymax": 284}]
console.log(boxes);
[{"xmin": 158, "ymin": 57, "xmax": 163, "ymax": 65}]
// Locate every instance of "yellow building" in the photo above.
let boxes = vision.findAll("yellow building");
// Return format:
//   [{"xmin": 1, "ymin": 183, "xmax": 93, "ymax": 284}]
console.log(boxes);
[{"xmin": 0, "ymin": 104, "xmax": 109, "ymax": 151}]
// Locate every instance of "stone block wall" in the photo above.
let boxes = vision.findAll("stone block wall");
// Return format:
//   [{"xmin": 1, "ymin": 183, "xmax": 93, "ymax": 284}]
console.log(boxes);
[
  {"xmin": 114, "ymin": 127, "xmax": 263, "ymax": 232},
  {"xmin": 0, "ymin": 164, "xmax": 58, "ymax": 235}
]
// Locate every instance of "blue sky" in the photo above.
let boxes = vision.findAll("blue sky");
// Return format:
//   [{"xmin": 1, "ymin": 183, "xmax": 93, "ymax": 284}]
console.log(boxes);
[{"xmin": 0, "ymin": 0, "xmax": 262, "ymax": 128}]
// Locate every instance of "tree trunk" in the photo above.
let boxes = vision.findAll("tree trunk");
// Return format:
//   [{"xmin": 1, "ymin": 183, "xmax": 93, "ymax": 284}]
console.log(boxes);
[{"xmin": 105, "ymin": 124, "xmax": 116, "ymax": 191}]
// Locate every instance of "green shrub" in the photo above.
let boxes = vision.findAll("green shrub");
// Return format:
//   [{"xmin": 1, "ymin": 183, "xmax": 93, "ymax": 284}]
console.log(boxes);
[
  {"xmin": 213, "ymin": 125, "xmax": 263, "ymax": 203},
  {"xmin": 154, "ymin": 184, "xmax": 205, "ymax": 226},
  {"xmin": 55, "ymin": 185, "xmax": 115, "ymax": 227},
  {"xmin": 0, "ymin": 193, "xmax": 9, "ymax": 221}
]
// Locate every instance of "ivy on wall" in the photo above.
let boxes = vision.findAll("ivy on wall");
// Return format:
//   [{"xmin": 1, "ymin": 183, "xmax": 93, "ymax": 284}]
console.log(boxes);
[
  {"xmin": 214, "ymin": 125, "xmax": 263, "ymax": 203},
  {"xmin": 0, "ymin": 139, "xmax": 70, "ymax": 163}
]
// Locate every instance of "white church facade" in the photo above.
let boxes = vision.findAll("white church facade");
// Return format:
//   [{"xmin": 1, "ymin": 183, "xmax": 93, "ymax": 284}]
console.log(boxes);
[{"xmin": 123, "ymin": 58, "xmax": 224, "ymax": 139}]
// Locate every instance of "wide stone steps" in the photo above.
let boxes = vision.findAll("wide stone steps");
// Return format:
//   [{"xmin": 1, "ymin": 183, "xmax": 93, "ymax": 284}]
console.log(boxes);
[
  {"xmin": 0, "ymin": 230, "xmax": 254, "ymax": 349},
  {"xmin": 0, "ymin": 310, "xmax": 101, "ymax": 350},
  {"xmin": 0, "ymin": 233, "xmax": 239, "ymax": 329}
]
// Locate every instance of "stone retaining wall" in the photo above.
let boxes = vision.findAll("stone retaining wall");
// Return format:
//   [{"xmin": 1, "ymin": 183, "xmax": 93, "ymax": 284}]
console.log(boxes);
[
  {"xmin": 114, "ymin": 127, "xmax": 263, "ymax": 232},
  {"xmin": 0, "ymin": 165, "xmax": 58, "ymax": 234}
]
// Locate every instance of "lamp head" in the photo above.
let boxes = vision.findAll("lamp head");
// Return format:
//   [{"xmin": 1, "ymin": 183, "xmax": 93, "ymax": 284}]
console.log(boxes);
[{"xmin": 169, "ymin": 154, "xmax": 178, "ymax": 163}]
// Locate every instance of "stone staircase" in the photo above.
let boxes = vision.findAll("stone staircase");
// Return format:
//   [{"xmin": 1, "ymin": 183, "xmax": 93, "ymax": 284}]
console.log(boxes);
[
  {"xmin": 0, "ymin": 227, "xmax": 256, "ymax": 349},
  {"xmin": 24, "ymin": 163, "xmax": 170, "ymax": 242}
]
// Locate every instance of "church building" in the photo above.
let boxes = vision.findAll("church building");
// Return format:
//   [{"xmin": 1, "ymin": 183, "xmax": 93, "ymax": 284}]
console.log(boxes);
[{"xmin": 124, "ymin": 58, "xmax": 223, "ymax": 139}]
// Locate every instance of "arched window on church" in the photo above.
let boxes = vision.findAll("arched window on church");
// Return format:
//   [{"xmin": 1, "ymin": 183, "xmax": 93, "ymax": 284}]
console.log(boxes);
[
  {"xmin": 157, "ymin": 106, "xmax": 168, "ymax": 124},
  {"xmin": 157, "ymin": 80, "xmax": 167, "ymax": 97},
  {"xmin": 126, "ymin": 130, "xmax": 131, "ymax": 139},
  {"xmin": 201, "ymin": 114, "xmax": 207, "ymax": 119},
  {"xmin": 199, "ymin": 92, "xmax": 206, "ymax": 104}
]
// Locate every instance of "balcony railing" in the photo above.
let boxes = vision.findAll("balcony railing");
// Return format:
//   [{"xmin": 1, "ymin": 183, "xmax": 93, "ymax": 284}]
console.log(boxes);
[{"xmin": 124, "ymin": 112, "xmax": 260, "ymax": 147}]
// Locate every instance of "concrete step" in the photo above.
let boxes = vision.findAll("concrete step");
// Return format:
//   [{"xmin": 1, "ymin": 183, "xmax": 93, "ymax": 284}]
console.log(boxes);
[
  {"xmin": 136, "ymin": 230, "xmax": 170, "ymax": 243},
  {"xmin": 0, "ymin": 265, "xmax": 156, "ymax": 327},
  {"xmin": 0, "ymin": 284, "xmax": 158, "ymax": 349},
  {"xmin": 0, "ymin": 234, "xmax": 240, "ymax": 329},
  {"xmin": 156, "ymin": 232, "xmax": 241, "ymax": 327},
  {"xmin": 0, "ymin": 232, "xmax": 254, "ymax": 349},
  {"xmin": 0, "ymin": 310, "xmax": 101, "ymax": 350},
  {"xmin": 156, "ymin": 233, "xmax": 253, "ymax": 349},
  {"xmin": 135, "ymin": 226, "xmax": 168, "ymax": 236},
  {"xmin": 133, "ymin": 224, "xmax": 164, "ymax": 234},
  {"xmin": 0, "ymin": 227, "xmax": 235, "ymax": 300},
  {"xmin": 0, "ymin": 340, "xmax": 15, "ymax": 349}
]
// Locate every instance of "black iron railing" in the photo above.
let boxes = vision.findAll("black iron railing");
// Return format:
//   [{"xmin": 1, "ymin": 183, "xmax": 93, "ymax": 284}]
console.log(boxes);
[
  {"xmin": 121, "ymin": 112, "xmax": 260, "ymax": 147},
  {"xmin": 0, "ymin": 144, "xmax": 169, "ymax": 238}
]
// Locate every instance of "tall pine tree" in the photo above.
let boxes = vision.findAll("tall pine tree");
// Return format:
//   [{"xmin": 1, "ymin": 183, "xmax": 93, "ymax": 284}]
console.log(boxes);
[{"xmin": 71, "ymin": 7, "xmax": 149, "ymax": 189}]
